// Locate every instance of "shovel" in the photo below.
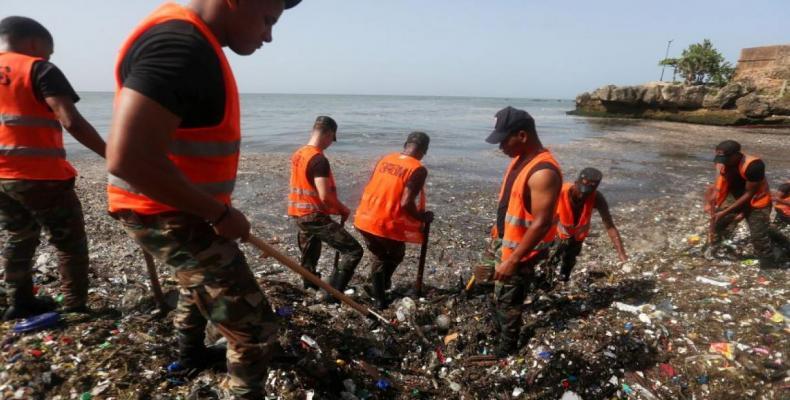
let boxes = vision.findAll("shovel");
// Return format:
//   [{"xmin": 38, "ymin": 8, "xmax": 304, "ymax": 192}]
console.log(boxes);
[{"xmin": 246, "ymin": 235, "xmax": 391, "ymax": 326}]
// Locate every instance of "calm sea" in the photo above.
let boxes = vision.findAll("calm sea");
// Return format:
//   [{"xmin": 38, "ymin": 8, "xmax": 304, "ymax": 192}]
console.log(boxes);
[{"xmin": 69, "ymin": 92, "xmax": 602, "ymax": 181}]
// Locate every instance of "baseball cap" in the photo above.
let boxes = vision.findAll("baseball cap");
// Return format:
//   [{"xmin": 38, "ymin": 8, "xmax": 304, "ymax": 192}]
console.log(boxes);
[
  {"xmin": 284, "ymin": 0, "xmax": 302, "ymax": 10},
  {"xmin": 713, "ymin": 140, "xmax": 740, "ymax": 163},
  {"xmin": 578, "ymin": 167, "xmax": 602, "ymax": 194},
  {"xmin": 485, "ymin": 106, "xmax": 536, "ymax": 144},
  {"xmin": 405, "ymin": 131, "xmax": 430, "ymax": 151}
]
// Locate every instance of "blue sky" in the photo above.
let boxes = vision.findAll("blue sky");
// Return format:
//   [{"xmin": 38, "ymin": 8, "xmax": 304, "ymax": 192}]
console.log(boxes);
[{"xmin": 4, "ymin": 0, "xmax": 788, "ymax": 99}]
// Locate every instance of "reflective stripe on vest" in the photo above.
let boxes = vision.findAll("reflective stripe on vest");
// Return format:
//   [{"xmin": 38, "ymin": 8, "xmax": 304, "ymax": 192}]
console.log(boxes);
[
  {"xmin": 107, "ymin": 3, "xmax": 241, "ymax": 214},
  {"xmin": 0, "ymin": 146, "xmax": 66, "ymax": 158},
  {"xmin": 354, "ymin": 152, "xmax": 426, "ymax": 244},
  {"xmin": 501, "ymin": 239, "xmax": 555, "ymax": 251},
  {"xmin": 169, "ymin": 139, "xmax": 240, "ymax": 157},
  {"xmin": 504, "ymin": 214, "xmax": 531, "ymax": 228},
  {"xmin": 0, "ymin": 52, "xmax": 76, "ymax": 180},
  {"xmin": 108, "ymin": 174, "xmax": 235, "ymax": 196},
  {"xmin": 714, "ymin": 154, "xmax": 772, "ymax": 210},
  {"xmin": 0, "ymin": 114, "xmax": 62, "ymax": 130},
  {"xmin": 290, "ymin": 187, "xmax": 320, "ymax": 197},
  {"xmin": 287, "ymin": 145, "xmax": 337, "ymax": 217},
  {"xmin": 500, "ymin": 150, "xmax": 562, "ymax": 263}
]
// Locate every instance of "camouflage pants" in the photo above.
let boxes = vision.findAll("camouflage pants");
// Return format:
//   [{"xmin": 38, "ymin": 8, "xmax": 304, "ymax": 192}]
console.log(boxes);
[
  {"xmin": 0, "ymin": 179, "xmax": 89, "ymax": 308},
  {"xmin": 294, "ymin": 214, "xmax": 363, "ymax": 282},
  {"xmin": 491, "ymin": 252, "xmax": 547, "ymax": 356},
  {"xmin": 114, "ymin": 211, "xmax": 278, "ymax": 400},
  {"xmin": 555, "ymin": 238, "xmax": 584, "ymax": 281},
  {"xmin": 359, "ymin": 230, "xmax": 405, "ymax": 289},
  {"xmin": 712, "ymin": 200, "xmax": 778, "ymax": 261}
]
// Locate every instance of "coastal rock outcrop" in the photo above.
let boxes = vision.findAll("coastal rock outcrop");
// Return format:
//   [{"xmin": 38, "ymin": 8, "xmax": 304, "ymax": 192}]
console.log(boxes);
[{"xmin": 570, "ymin": 44, "xmax": 790, "ymax": 126}]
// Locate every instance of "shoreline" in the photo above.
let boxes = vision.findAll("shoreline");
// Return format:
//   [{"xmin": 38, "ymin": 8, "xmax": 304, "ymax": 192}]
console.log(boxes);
[{"xmin": 1, "ymin": 119, "xmax": 788, "ymax": 399}]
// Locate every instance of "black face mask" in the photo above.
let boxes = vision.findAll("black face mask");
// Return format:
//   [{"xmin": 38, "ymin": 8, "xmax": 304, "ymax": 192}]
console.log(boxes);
[{"xmin": 578, "ymin": 184, "xmax": 596, "ymax": 195}]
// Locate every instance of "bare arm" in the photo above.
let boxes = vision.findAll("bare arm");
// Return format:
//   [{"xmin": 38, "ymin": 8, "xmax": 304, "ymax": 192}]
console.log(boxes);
[
  {"xmin": 45, "ymin": 95, "xmax": 106, "ymax": 158},
  {"xmin": 400, "ymin": 167, "xmax": 430, "ymax": 222},
  {"xmin": 773, "ymin": 191, "xmax": 790, "ymax": 207},
  {"xmin": 716, "ymin": 180, "xmax": 760, "ymax": 218},
  {"xmin": 595, "ymin": 192, "xmax": 628, "ymax": 262},
  {"xmin": 494, "ymin": 168, "xmax": 561, "ymax": 280},
  {"xmin": 107, "ymin": 88, "xmax": 248, "ymax": 239},
  {"xmin": 315, "ymin": 176, "xmax": 349, "ymax": 222}
]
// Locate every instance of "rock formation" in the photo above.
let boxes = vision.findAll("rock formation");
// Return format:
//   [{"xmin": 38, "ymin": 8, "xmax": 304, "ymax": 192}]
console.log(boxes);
[{"xmin": 571, "ymin": 45, "xmax": 790, "ymax": 126}]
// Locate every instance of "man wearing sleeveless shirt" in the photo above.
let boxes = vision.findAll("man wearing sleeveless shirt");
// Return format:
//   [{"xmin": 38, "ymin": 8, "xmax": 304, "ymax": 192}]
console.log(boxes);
[{"xmin": 486, "ymin": 107, "xmax": 562, "ymax": 357}]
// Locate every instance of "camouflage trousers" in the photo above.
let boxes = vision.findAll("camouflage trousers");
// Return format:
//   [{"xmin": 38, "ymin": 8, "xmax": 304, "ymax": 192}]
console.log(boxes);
[
  {"xmin": 712, "ymin": 200, "xmax": 787, "ymax": 262},
  {"xmin": 554, "ymin": 238, "xmax": 584, "ymax": 281},
  {"xmin": 294, "ymin": 214, "xmax": 363, "ymax": 284},
  {"xmin": 359, "ymin": 230, "xmax": 405, "ymax": 289},
  {"xmin": 114, "ymin": 211, "xmax": 278, "ymax": 400},
  {"xmin": 491, "ymin": 251, "xmax": 549, "ymax": 356},
  {"xmin": 0, "ymin": 179, "xmax": 89, "ymax": 308}
]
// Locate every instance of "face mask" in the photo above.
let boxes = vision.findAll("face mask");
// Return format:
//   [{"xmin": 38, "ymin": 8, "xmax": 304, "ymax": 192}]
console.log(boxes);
[{"xmin": 578, "ymin": 184, "xmax": 596, "ymax": 195}]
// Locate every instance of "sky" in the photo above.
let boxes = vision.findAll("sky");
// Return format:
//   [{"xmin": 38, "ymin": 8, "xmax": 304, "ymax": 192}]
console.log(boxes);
[{"xmin": 3, "ymin": 0, "xmax": 789, "ymax": 99}]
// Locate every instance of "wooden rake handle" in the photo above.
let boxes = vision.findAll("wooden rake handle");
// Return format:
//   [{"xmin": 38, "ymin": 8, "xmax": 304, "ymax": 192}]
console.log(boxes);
[{"xmin": 246, "ymin": 235, "xmax": 390, "ymax": 325}]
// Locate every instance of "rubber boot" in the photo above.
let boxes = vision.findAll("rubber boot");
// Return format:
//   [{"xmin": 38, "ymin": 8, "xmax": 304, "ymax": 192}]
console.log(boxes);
[
  {"xmin": 302, "ymin": 271, "xmax": 320, "ymax": 291},
  {"xmin": 177, "ymin": 334, "xmax": 227, "ymax": 375},
  {"xmin": 320, "ymin": 268, "xmax": 355, "ymax": 303},
  {"xmin": 3, "ymin": 295, "xmax": 57, "ymax": 321},
  {"xmin": 371, "ymin": 271, "xmax": 388, "ymax": 310}
]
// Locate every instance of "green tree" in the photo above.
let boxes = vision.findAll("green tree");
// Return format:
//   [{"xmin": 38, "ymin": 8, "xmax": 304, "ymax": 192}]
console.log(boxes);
[{"xmin": 659, "ymin": 39, "xmax": 734, "ymax": 86}]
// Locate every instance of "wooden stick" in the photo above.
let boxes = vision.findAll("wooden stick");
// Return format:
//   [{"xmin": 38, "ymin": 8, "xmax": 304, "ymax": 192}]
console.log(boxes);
[
  {"xmin": 414, "ymin": 221, "xmax": 431, "ymax": 296},
  {"xmin": 142, "ymin": 249, "xmax": 167, "ymax": 310},
  {"xmin": 246, "ymin": 235, "xmax": 390, "ymax": 325}
]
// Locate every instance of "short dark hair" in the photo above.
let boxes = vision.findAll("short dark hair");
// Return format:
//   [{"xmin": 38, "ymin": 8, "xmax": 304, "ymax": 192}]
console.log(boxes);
[
  {"xmin": 715, "ymin": 140, "xmax": 741, "ymax": 155},
  {"xmin": 313, "ymin": 116, "xmax": 337, "ymax": 135},
  {"xmin": 405, "ymin": 131, "xmax": 430, "ymax": 152},
  {"xmin": 779, "ymin": 182, "xmax": 790, "ymax": 195},
  {"xmin": 579, "ymin": 167, "xmax": 603, "ymax": 182},
  {"xmin": 0, "ymin": 16, "xmax": 53, "ymax": 45}
]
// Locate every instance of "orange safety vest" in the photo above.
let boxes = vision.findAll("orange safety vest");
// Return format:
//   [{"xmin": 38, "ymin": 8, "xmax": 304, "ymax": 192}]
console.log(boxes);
[
  {"xmin": 0, "ymin": 52, "xmax": 76, "ymax": 180},
  {"xmin": 713, "ymin": 154, "xmax": 771, "ymax": 210},
  {"xmin": 490, "ymin": 157, "xmax": 522, "ymax": 239},
  {"xmin": 354, "ymin": 153, "xmax": 427, "ymax": 243},
  {"xmin": 501, "ymin": 150, "xmax": 562, "ymax": 263},
  {"xmin": 107, "ymin": 3, "xmax": 240, "ymax": 214},
  {"xmin": 776, "ymin": 192, "xmax": 790, "ymax": 217},
  {"xmin": 556, "ymin": 183, "xmax": 595, "ymax": 241},
  {"xmin": 287, "ymin": 145, "xmax": 339, "ymax": 217}
]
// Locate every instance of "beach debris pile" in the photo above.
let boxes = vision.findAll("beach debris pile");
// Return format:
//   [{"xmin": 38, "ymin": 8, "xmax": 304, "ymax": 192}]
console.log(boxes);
[{"xmin": 1, "ymin": 187, "xmax": 788, "ymax": 399}]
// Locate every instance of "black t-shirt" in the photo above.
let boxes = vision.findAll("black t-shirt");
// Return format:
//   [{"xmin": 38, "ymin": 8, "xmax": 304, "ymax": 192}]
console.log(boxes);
[
  {"xmin": 118, "ymin": 20, "xmax": 224, "ymax": 128},
  {"xmin": 31, "ymin": 61, "xmax": 80, "ymax": 104},
  {"xmin": 307, "ymin": 154, "xmax": 331, "ymax": 183},
  {"xmin": 724, "ymin": 159, "xmax": 765, "ymax": 197}
]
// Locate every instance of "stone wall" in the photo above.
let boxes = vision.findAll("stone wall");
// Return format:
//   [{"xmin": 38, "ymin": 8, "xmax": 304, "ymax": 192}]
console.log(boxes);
[{"xmin": 733, "ymin": 45, "xmax": 790, "ymax": 96}]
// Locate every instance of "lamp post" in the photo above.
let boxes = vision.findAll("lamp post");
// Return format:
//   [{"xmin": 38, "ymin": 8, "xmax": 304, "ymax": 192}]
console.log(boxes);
[{"xmin": 660, "ymin": 39, "xmax": 673, "ymax": 81}]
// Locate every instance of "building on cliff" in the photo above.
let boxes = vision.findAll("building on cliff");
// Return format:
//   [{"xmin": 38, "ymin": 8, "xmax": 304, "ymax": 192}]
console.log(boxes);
[{"xmin": 733, "ymin": 45, "xmax": 790, "ymax": 96}]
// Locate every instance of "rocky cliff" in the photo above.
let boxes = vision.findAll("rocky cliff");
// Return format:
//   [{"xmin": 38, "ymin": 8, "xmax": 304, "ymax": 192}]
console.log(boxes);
[{"xmin": 571, "ymin": 45, "xmax": 790, "ymax": 126}]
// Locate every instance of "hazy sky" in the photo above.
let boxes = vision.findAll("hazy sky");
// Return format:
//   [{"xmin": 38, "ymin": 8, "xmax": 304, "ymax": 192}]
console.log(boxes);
[{"xmin": 4, "ymin": 0, "xmax": 788, "ymax": 99}]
